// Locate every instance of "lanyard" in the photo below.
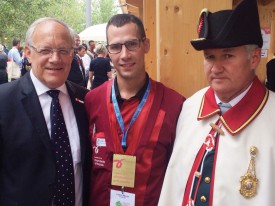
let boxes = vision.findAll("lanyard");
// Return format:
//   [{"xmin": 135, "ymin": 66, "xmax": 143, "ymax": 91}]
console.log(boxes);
[{"xmin": 111, "ymin": 79, "xmax": 151, "ymax": 149}]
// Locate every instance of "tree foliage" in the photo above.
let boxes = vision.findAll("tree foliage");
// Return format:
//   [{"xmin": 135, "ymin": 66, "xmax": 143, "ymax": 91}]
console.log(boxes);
[
  {"xmin": 0, "ymin": 0, "xmax": 118, "ymax": 48},
  {"xmin": 91, "ymin": 0, "xmax": 118, "ymax": 24}
]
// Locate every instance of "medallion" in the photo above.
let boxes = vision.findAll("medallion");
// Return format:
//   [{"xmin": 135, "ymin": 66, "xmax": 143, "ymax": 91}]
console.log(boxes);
[{"xmin": 239, "ymin": 146, "xmax": 258, "ymax": 198}]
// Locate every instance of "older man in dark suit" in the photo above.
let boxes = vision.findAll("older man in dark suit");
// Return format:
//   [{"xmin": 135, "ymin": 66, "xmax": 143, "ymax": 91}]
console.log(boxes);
[{"xmin": 0, "ymin": 17, "xmax": 91, "ymax": 206}]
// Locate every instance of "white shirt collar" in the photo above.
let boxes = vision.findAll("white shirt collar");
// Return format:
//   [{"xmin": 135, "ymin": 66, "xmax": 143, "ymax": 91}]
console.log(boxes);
[
  {"xmin": 215, "ymin": 82, "xmax": 253, "ymax": 107},
  {"xmin": 30, "ymin": 70, "xmax": 68, "ymax": 96}
]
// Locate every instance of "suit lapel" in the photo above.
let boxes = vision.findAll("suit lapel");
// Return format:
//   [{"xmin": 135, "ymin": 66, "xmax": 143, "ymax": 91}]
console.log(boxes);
[
  {"xmin": 66, "ymin": 81, "xmax": 88, "ymax": 163},
  {"xmin": 20, "ymin": 73, "xmax": 53, "ymax": 158}
]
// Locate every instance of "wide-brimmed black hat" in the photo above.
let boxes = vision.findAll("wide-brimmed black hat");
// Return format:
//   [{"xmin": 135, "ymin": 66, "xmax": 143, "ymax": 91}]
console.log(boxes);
[{"xmin": 190, "ymin": 0, "xmax": 263, "ymax": 50}]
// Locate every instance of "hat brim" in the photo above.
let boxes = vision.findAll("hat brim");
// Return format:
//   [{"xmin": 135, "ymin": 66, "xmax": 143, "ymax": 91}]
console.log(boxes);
[{"xmin": 190, "ymin": 38, "xmax": 262, "ymax": 51}]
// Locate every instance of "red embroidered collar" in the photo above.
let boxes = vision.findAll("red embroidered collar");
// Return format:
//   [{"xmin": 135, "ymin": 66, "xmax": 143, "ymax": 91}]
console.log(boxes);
[{"xmin": 197, "ymin": 77, "xmax": 268, "ymax": 135}]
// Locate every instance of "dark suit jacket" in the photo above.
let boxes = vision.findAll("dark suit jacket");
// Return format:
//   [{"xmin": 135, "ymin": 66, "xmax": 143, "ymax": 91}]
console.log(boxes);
[
  {"xmin": 68, "ymin": 54, "xmax": 87, "ymax": 87},
  {"xmin": 0, "ymin": 73, "xmax": 91, "ymax": 206}
]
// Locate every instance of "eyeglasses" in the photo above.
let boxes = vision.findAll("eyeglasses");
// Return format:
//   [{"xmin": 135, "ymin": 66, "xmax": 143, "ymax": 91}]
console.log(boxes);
[
  {"xmin": 30, "ymin": 45, "xmax": 73, "ymax": 57},
  {"xmin": 106, "ymin": 39, "xmax": 144, "ymax": 54}
]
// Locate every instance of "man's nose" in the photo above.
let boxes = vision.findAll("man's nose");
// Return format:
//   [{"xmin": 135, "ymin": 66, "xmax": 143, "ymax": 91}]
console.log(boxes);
[{"xmin": 120, "ymin": 45, "xmax": 130, "ymax": 58}]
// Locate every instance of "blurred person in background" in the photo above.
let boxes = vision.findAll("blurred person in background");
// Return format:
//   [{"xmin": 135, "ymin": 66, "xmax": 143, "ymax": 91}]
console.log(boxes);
[
  {"xmin": 265, "ymin": 53, "xmax": 275, "ymax": 92},
  {"xmin": 81, "ymin": 43, "xmax": 92, "ymax": 86},
  {"xmin": 89, "ymin": 44, "xmax": 112, "ymax": 89},
  {"xmin": 0, "ymin": 44, "xmax": 8, "ymax": 84},
  {"xmin": 67, "ymin": 33, "xmax": 87, "ymax": 87},
  {"xmin": 87, "ymin": 40, "xmax": 96, "ymax": 59},
  {"xmin": 8, "ymin": 37, "xmax": 22, "ymax": 80},
  {"xmin": 4, "ymin": 45, "xmax": 9, "ymax": 55},
  {"xmin": 21, "ymin": 51, "xmax": 32, "ymax": 76}
]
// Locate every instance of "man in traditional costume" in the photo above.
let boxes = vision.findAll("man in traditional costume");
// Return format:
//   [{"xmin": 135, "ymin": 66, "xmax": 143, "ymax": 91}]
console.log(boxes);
[
  {"xmin": 85, "ymin": 14, "xmax": 185, "ymax": 206},
  {"xmin": 159, "ymin": 0, "xmax": 275, "ymax": 205}
]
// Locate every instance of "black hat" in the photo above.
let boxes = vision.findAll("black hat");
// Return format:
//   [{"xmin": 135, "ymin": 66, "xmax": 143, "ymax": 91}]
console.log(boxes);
[{"xmin": 190, "ymin": 0, "xmax": 263, "ymax": 51}]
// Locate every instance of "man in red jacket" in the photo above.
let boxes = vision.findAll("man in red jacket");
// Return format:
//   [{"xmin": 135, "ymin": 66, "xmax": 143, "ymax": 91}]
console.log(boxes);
[{"xmin": 85, "ymin": 14, "xmax": 185, "ymax": 206}]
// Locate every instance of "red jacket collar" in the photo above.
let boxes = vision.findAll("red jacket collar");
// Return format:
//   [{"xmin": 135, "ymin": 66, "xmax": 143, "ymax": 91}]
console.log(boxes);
[{"xmin": 197, "ymin": 77, "xmax": 268, "ymax": 135}]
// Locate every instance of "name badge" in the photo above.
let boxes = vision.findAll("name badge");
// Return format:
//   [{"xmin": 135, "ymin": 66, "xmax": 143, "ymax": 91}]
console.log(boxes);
[
  {"xmin": 110, "ymin": 189, "xmax": 135, "ymax": 206},
  {"xmin": 111, "ymin": 154, "xmax": 136, "ymax": 188},
  {"xmin": 96, "ymin": 138, "xmax": 106, "ymax": 147}
]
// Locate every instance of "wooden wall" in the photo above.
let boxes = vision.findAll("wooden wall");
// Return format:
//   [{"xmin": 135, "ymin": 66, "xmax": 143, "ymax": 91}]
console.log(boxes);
[
  {"xmin": 140, "ymin": 0, "xmax": 275, "ymax": 98},
  {"xmin": 258, "ymin": 2, "xmax": 275, "ymax": 79},
  {"xmin": 143, "ymin": 0, "xmax": 157, "ymax": 79}
]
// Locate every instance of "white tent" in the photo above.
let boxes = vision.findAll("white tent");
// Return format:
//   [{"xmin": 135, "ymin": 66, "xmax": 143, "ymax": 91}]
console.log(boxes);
[{"xmin": 79, "ymin": 23, "xmax": 107, "ymax": 42}]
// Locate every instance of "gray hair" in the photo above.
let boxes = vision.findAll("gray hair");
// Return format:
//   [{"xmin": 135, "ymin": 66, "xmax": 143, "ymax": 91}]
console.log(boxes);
[
  {"xmin": 95, "ymin": 44, "xmax": 107, "ymax": 55},
  {"xmin": 245, "ymin": 44, "xmax": 259, "ymax": 59},
  {"xmin": 25, "ymin": 17, "xmax": 75, "ymax": 47}
]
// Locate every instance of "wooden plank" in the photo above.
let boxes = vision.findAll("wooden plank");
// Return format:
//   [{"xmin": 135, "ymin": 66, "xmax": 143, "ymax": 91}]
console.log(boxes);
[
  {"xmin": 256, "ymin": 3, "xmax": 275, "ymax": 81},
  {"xmin": 156, "ymin": 0, "xmax": 232, "ymax": 97},
  {"xmin": 143, "ymin": 0, "xmax": 157, "ymax": 80},
  {"xmin": 126, "ymin": 0, "xmax": 143, "ymax": 8},
  {"xmin": 118, "ymin": 0, "xmax": 129, "ymax": 13},
  {"xmin": 120, "ymin": 0, "xmax": 142, "ymax": 15}
]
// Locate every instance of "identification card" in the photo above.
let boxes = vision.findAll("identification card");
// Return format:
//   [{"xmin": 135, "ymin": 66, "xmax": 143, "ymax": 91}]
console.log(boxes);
[
  {"xmin": 110, "ymin": 189, "xmax": 135, "ymax": 206},
  {"xmin": 111, "ymin": 154, "xmax": 136, "ymax": 188},
  {"xmin": 96, "ymin": 138, "xmax": 106, "ymax": 147}
]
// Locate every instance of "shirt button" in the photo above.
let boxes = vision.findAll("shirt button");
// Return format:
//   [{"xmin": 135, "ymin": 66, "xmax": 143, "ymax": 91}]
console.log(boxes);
[
  {"xmin": 200, "ymin": 195, "xmax": 207, "ymax": 203},
  {"xmin": 204, "ymin": 176, "xmax": 211, "ymax": 183}
]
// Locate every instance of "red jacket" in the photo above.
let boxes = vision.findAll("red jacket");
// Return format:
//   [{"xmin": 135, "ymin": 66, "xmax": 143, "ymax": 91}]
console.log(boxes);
[{"xmin": 85, "ymin": 79, "xmax": 184, "ymax": 206}]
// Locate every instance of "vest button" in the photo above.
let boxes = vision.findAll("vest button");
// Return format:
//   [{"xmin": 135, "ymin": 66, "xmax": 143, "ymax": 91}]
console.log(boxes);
[
  {"xmin": 200, "ymin": 195, "xmax": 207, "ymax": 203},
  {"xmin": 204, "ymin": 176, "xmax": 211, "ymax": 183}
]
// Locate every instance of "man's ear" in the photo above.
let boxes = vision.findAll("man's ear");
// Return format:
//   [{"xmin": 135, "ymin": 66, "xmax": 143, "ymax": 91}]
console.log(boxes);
[
  {"xmin": 250, "ymin": 47, "xmax": 261, "ymax": 71},
  {"xmin": 24, "ymin": 46, "xmax": 32, "ymax": 63},
  {"xmin": 143, "ymin": 38, "xmax": 150, "ymax": 54}
]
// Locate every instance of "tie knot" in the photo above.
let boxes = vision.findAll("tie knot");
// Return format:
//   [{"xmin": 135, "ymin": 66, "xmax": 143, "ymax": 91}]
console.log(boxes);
[
  {"xmin": 47, "ymin": 90, "xmax": 60, "ymax": 99},
  {"xmin": 218, "ymin": 102, "xmax": 232, "ymax": 114}
]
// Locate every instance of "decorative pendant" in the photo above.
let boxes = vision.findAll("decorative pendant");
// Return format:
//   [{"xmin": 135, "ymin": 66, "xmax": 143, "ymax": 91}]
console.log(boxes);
[{"xmin": 240, "ymin": 146, "xmax": 258, "ymax": 198}]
